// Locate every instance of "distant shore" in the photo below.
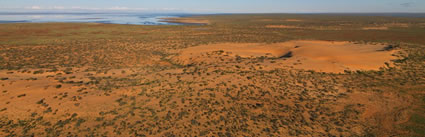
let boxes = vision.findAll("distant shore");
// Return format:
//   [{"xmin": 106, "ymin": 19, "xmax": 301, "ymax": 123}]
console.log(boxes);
[{"xmin": 160, "ymin": 17, "xmax": 210, "ymax": 25}]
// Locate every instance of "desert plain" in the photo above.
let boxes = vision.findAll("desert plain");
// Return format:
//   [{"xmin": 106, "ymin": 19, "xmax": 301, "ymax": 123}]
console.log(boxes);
[{"xmin": 0, "ymin": 14, "xmax": 425, "ymax": 136}]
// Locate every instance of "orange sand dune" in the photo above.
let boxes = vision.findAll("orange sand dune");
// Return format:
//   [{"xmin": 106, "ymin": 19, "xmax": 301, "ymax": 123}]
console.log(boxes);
[{"xmin": 173, "ymin": 40, "xmax": 397, "ymax": 73}]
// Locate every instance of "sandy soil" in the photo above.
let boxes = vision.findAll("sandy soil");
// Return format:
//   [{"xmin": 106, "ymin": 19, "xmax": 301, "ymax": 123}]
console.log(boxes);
[
  {"xmin": 284, "ymin": 19, "xmax": 303, "ymax": 22},
  {"xmin": 172, "ymin": 40, "xmax": 397, "ymax": 73},
  {"xmin": 362, "ymin": 27, "xmax": 389, "ymax": 30},
  {"xmin": 266, "ymin": 25, "xmax": 342, "ymax": 30},
  {"xmin": 258, "ymin": 19, "xmax": 303, "ymax": 22},
  {"xmin": 0, "ymin": 15, "xmax": 422, "ymax": 136},
  {"xmin": 0, "ymin": 68, "xmax": 135, "ymax": 119},
  {"xmin": 362, "ymin": 23, "xmax": 409, "ymax": 30},
  {"xmin": 336, "ymin": 91, "xmax": 412, "ymax": 135},
  {"xmin": 266, "ymin": 25, "xmax": 302, "ymax": 29}
]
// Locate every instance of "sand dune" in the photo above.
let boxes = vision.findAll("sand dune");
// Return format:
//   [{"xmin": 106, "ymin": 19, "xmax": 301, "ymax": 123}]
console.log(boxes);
[{"xmin": 173, "ymin": 40, "xmax": 397, "ymax": 73}]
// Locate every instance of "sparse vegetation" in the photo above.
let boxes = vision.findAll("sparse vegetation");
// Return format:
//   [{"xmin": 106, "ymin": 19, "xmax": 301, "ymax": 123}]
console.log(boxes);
[{"xmin": 0, "ymin": 14, "xmax": 424, "ymax": 136}]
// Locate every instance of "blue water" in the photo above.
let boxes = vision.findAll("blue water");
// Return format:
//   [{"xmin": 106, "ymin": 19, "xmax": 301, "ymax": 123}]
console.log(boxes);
[
  {"xmin": 2, "ymin": 12, "xmax": 423, "ymax": 25},
  {"xmin": 0, "ymin": 13, "xmax": 196, "ymax": 25}
]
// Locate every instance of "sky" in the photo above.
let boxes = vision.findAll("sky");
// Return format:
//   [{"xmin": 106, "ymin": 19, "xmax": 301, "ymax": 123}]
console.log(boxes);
[{"xmin": 0, "ymin": 0, "xmax": 424, "ymax": 13}]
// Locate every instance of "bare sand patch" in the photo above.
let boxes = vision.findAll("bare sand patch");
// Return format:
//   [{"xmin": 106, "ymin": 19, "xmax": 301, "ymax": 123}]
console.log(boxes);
[
  {"xmin": 266, "ymin": 25, "xmax": 302, "ymax": 29},
  {"xmin": 362, "ymin": 23, "xmax": 409, "ymax": 30},
  {"xmin": 284, "ymin": 19, "xmax": 303, "ymax": 22},
  {"xmin": 173, "ymin": 40, "xmax": 397, "ymax": 73},
  {"xmin": 387, "ymin": 23, "xmax": 409, "ymax": 28},
  {"xmin": 172, "ymin": 42, "xmax": 293, "ymax": 65},
  {"xmin": 362, "ymin": 27, "xmax": 389, "ymax": 30}
]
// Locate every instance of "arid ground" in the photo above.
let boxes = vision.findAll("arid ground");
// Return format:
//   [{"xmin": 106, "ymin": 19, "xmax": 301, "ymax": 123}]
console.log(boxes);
[{"xmin": 1, "ymin": 14, "xmax": 425, "ymax": 136}]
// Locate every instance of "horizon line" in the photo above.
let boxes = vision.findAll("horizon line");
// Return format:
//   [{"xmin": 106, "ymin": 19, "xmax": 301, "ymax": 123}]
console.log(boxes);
[{"xmin": 1, "ymin": 11, "xmax": 425, "ymax": 14}]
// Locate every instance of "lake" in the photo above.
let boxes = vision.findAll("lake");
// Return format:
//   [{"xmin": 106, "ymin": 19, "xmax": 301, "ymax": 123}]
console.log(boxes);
[
  {"xmin": 0, "ymin": 12, "xmax": 196, "ymax": 25},
  {"xmin": 1, "ymin": 12, "xmax": 423, "ymax": 25}
]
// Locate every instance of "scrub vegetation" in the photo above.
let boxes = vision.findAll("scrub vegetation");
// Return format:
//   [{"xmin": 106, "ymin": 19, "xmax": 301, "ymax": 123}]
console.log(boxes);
[{"xmin": 0, "ymin": 14, "xmax": 425, "ymax": 136}]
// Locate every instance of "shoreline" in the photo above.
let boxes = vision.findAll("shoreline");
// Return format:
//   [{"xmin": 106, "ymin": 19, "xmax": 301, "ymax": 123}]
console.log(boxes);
[{"xmin": 159, "ymin": 17, "xmax": 210, "ymax": 25}]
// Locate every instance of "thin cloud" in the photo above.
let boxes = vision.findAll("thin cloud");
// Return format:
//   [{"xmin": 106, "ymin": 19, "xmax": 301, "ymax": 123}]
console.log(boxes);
[
  {"xmin": 400, "ymin": 2, "xmax": 413, "ymax": 7},
  {"xmin": 108, "ymin": 7, "xmax": 130, "ymax": 10},
  {"xmin": 23, "ymin": 6, "xmax": 147, "ymax": 11},
  {"xmin": 27, "ymin": 6, "xmax": 42, "ymax": 10},
  {"xmin": 16, "ymin": 5, "xmax": 218, "ymax": 13}
]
